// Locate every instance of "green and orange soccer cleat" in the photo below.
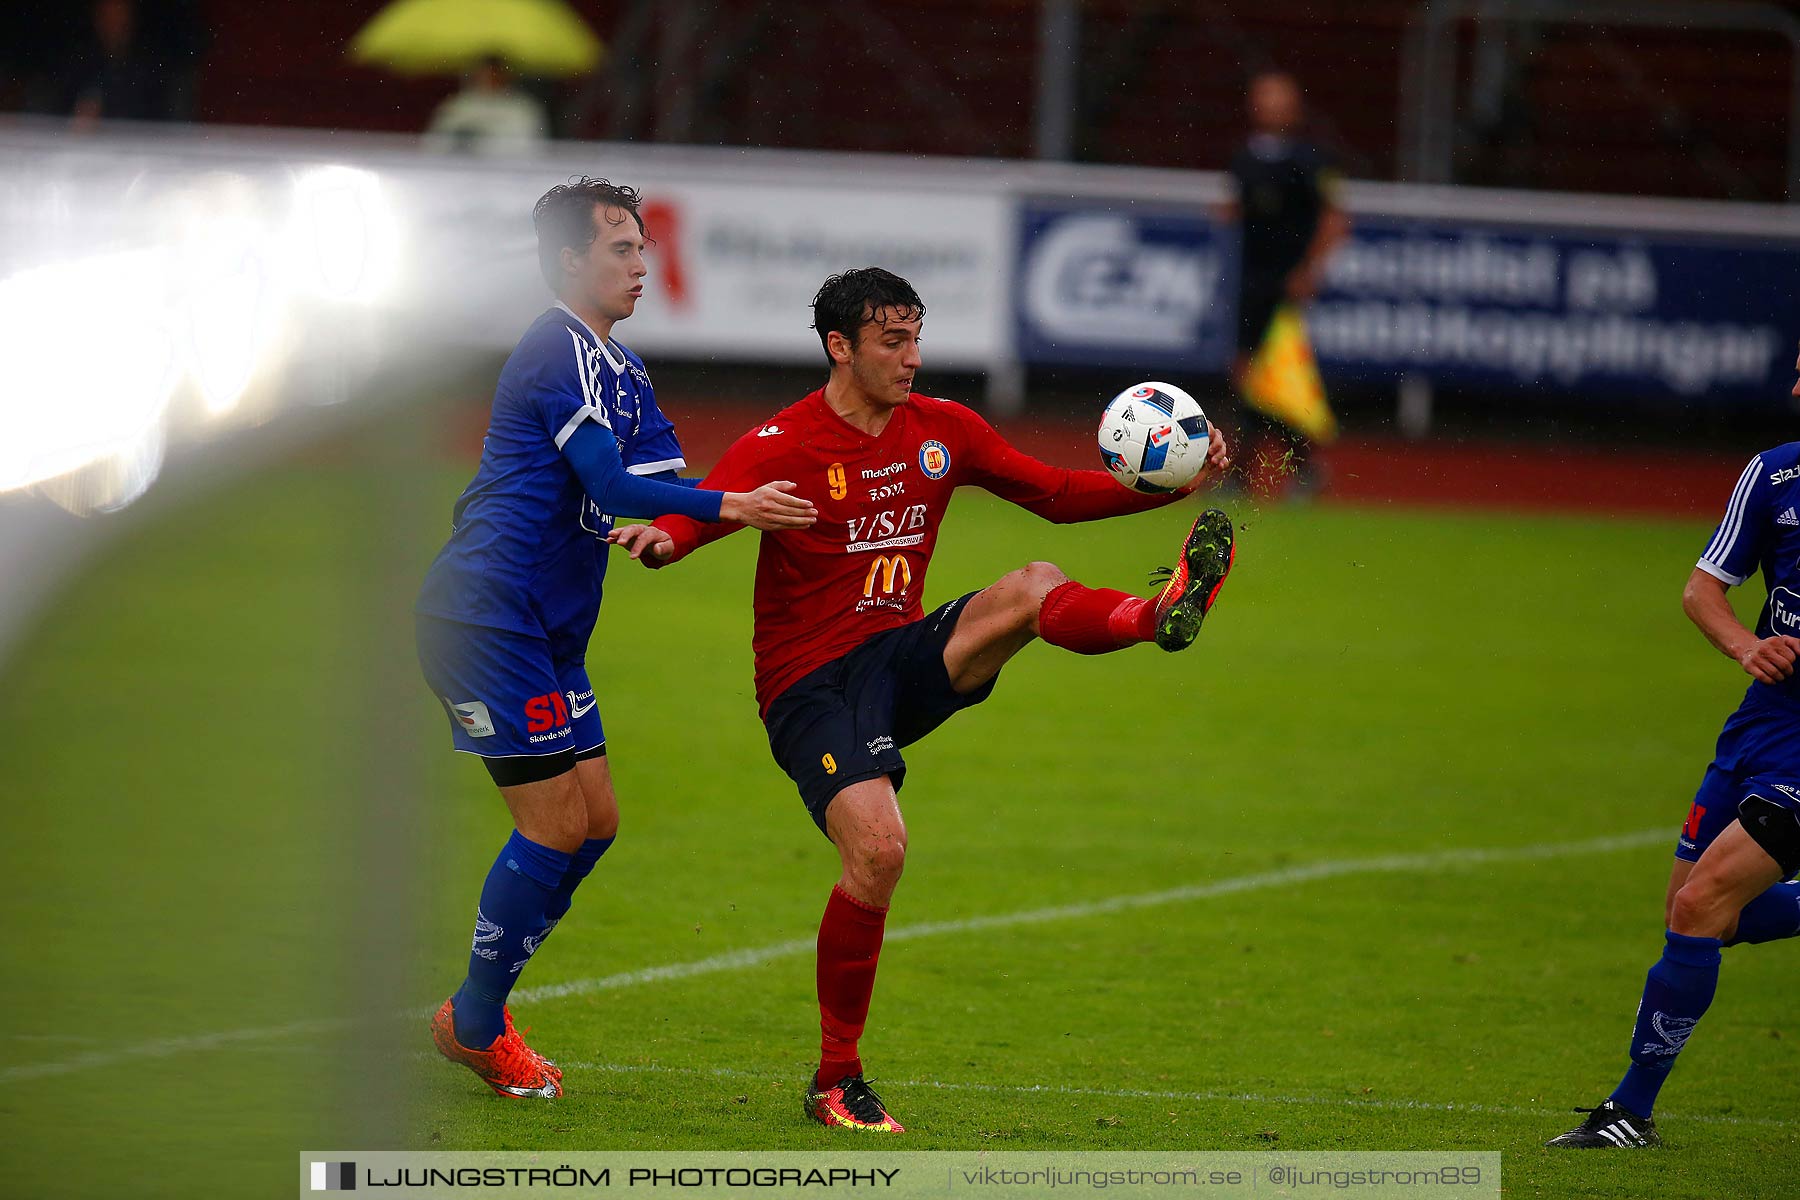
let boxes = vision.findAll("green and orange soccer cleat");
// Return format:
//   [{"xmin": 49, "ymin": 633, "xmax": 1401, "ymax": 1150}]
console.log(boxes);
[
  {"xmin": 430, "ymin": 995, "xmax": 562, "ymax": 1099},
  {"xmin": 805, "ymin": 1074, "xmax": 905, "ymax": 1133},
  {"xmin": 1150, "ymin": 508, "xmax": 1235, "ymax": 651}
]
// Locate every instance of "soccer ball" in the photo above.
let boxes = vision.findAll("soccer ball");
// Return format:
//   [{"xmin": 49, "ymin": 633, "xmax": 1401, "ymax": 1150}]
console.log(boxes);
[{"xmin": 1097, "ymin": 382, "xmax": 1211, "ymax": 494}]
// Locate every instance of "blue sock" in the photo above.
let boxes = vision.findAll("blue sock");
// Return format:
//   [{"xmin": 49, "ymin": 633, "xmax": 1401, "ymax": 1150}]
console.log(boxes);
[
  {"xmin": 1609, "ymin": 929, "xmax": 1722, "ymax": 1119},
  {"xmin": 451, "ymin": 831, "xmax": 573, "ymax": 1049},
  {"xmin": 542, "ymin": 836, "xmax": 615, "ymax": 929},
  {"xmin": 1725, "ymin": 880, "xmax": 1800, "ymax": 946}
]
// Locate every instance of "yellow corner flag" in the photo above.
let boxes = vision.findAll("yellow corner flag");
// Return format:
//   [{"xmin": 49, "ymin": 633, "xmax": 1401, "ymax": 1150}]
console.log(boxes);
[{"xmin": 1242, "ymin": 305, "xmax": 1337, "ymax": 444}]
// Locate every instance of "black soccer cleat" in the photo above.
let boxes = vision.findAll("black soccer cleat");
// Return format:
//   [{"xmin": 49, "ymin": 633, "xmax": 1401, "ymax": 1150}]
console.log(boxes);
[
  {"xmin": 1150, "ymin": 508, "xmax": 1235, "ymax": 651},
  {"xmin": 1544, "ymin": 1099, "xmax": 1661, "ymax": 1148}
]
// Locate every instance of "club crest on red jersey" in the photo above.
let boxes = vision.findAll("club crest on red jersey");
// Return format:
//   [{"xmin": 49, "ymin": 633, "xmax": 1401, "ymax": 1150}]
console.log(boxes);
[{"xmin": 918, "ymin": 440, "xmax": 951, "ymax": 480}]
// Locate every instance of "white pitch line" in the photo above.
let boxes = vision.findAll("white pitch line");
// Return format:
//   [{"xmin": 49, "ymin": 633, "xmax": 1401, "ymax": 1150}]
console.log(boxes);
[
  {"xmin": 0, "ymin": 1019, "xmax": 346, "ymax": 1083},
  {"xmin": 512, "ymin": 938, "xmax": 816, "ymax": 1004},
  {"xmin": 557, "ymin": 1060, "xmax": 1798, "ymax": 1133},
  {"xmin": 516, "ymin": 828, "xmax": 1673, "ymax": 1002},
  {"xmin": 0, "ymin": 829, "xmax": 1670, "ymax": 1085}
]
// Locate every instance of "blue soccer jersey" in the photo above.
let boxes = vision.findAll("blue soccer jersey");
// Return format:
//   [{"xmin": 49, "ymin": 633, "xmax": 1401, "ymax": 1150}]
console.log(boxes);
[
  {"xmin": 416, "ymin": 303, "xmax": 686, "ymax": 647},
  {"xmin": 1675, "ymin": 441, "xmax": 1800, "ymax": 863},
  {"xmin": 1696, "ymin": 440, "xmax": 1800, "ymax": 715}
]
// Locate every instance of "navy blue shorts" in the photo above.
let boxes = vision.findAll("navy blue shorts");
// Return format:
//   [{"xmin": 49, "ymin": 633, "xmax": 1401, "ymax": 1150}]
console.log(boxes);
[
  {"xmin": 415, "ymin": 613, "xmax": 605, "ymax": 762},
  {"xmin": 1677, "ymin": 701, "xmax": 1800, "ymax": 876},
  {"xmin": 1679, "ymin": 764, "xmax": 1800, "ymax": 862},
  {"xmin": 764, "ymin": 592, "xmax": 997, "ymax": 834}
]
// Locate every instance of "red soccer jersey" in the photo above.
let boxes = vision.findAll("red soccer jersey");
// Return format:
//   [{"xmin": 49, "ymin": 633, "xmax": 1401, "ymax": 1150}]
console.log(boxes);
[{"xmin": 651, "ymin": 390, "xmax": 1178, "ymax": 715}]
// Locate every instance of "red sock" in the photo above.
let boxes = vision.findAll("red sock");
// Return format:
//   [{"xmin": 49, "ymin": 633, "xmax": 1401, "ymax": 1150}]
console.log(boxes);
[
  {"xmin": 1037, "ymin": 580, "xmax": 1154, "ymax": 654},
  {"xmin": 816, "ymin": 883, "xmax": 888, "ymax": 1089}
]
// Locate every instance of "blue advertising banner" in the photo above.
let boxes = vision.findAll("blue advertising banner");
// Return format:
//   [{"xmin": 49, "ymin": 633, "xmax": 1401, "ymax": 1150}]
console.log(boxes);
[
  {"xmin": 1014, "ymin": 202, "xmax": 1236, "ymax": 371},
  {"xmin": 1014, "ymin": 199, "xmax": 1800, "ymax": 403},
  {"xmin": 1310, "ymin": 218, "xmax": 1800, "ymax": 401}
]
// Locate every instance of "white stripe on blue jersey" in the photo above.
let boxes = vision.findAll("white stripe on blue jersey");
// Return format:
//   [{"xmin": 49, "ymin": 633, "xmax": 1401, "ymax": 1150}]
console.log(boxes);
[
  {"xmin": 554, "ymin": 405, "xmax": 606, "ymax": 450},
  {"xmin": 1699, "ymin": 454, "xmax": 1762, "ymax": 583},
  {"xmin": 624, "ymin": 457, "xmax": 687, "ymax": 476},
  {"xmin": 1693, "ymin": 558, "xmax": 1741, "ymax": 586},
  {"xmin": 565, "ymin": 328, "xmax": 612, "ymax": 426},
  {"xmin": 1703, "ymin": 454, "xmax": 1759, "ymax": 562},
  {"xmin": 572, "ymin": 328, "xmax": 593, "ymax": 403}
]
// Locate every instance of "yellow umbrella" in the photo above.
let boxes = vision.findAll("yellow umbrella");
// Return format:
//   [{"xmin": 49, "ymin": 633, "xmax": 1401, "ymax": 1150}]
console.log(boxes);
[{"xmin": 349, "ymin": 0, "xmax": 604, "ymax": 78}]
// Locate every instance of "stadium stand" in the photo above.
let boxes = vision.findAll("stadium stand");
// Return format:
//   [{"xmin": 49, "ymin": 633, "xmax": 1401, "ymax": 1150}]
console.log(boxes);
[{"xmin": 173, "ymin": 0, "xmax": 1795, "ymax": 201}]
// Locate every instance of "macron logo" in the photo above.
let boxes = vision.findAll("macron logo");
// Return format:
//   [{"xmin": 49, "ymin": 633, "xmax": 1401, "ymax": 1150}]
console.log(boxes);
[
  {"xmin": 1778, "ymin": 506, "xmax": 1798, "ymax": 527},
  {"xmin": 756, "ymin": 425, "xmax": 784, "ymax": 437}
]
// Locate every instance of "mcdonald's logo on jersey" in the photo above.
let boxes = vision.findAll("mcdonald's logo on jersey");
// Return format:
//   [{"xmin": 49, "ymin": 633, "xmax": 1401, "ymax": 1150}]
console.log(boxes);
[{"xmin": 863, "ymin": 553, "xmax": 913, "ymax": 599}]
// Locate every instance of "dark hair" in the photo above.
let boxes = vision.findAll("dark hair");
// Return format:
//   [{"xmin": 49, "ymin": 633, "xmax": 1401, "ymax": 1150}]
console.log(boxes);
[
  {"xmin": 810, "ymin": 267, "xmax": 926, "ymax": 364},
  {"xmin": 532, "ymin": 177, "xmax": 646, "ymax": 291}
]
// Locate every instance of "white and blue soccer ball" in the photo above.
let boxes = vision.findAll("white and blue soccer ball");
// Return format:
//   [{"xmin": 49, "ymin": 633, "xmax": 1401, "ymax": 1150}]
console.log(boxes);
[{"xmin": 1097, "ymin": 381, "xmax": 1211, "ymax": 494}]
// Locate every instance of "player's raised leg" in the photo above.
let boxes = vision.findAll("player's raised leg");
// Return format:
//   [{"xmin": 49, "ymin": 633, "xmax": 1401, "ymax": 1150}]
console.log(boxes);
[
  {"xmin": 941, "ymin": 561, "xmax": 1071, "ymax": 690},
  {"xmin": 804, "ymin": 777, "xmax": 907, "ymax": 1133},
  {"xmin": 941, "ymin": 510, "xmax": 1235, "ymax": 694}
]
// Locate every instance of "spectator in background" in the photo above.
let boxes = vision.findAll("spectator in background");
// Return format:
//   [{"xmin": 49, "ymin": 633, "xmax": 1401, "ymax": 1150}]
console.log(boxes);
[
  {"xmin": 1219, "ymin": 70, "xmax": 1348, "ymax": 498},
  {"xmin": 425, "ymin": 57, "xmax": 549, "ymax": 156}
]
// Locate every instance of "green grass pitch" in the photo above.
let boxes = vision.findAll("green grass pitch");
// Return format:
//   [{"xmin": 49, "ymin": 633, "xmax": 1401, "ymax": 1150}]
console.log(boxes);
[{"xmin": 0, "ymin": 454, "xmax": 1795, "ymax": 1198}]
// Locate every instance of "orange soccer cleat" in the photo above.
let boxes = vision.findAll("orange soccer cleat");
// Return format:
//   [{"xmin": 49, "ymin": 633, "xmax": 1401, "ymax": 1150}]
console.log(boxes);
[
  {"xmin": 503, "ymin": 1006, "xmax": 561, "ymax": 1081},
  {"xmin": 1150, "ymin": 508, "xmax": 1235, "ymax": 651},
  {"xmin": 805, "ymin": 1074, "xmax": 905, "ymax": 1133},
  {"xmin": 431, "ymin": 996, "xmax": 562, "ymax": 1098}
]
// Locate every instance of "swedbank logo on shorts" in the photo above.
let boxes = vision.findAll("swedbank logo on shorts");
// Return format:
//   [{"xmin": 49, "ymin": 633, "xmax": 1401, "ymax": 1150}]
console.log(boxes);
[
  {"xmin": 918, "ymin": 440, "xmax": 951, "ymax": 480},
  {"xmin": 445, "ymin": 699, "xmax": 495, "ymax": 738}
]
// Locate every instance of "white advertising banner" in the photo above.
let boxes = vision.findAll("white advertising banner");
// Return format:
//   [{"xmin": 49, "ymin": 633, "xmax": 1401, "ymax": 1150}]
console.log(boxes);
[{"xmin": 619, "ymin": 180, "xmax": 1010, "ymax": 366}]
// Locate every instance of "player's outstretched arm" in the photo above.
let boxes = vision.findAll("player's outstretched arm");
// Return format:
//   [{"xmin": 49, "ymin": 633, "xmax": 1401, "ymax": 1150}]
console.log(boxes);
[
  {"xmin": 562, "ymin": 421, "xmax": 726, "ymax": 523},
  {"xmin": 564, "ymin": 424, "xmax": 814, "ymax": 530},
  {"xmin": 1682, "ymin": 567, "xmax": 1800, "ymax": 684},
  {"xmin": 609, "ymin": 480, "xmax": 812, "ymax": 568},
  {"xmin": 965, "ymin": 404, "xmax": 1231, "ymax": 523},
  {"xmin": 720, "ymin": 481, "xmax": 815, "ymax": 530},
  {"xmin": 640, "ymin": 468, "xmax": 817, "ymax": 530},
  {"xmin": 616, "ymin": 415, "xmax": 815, "ymax": 566}
]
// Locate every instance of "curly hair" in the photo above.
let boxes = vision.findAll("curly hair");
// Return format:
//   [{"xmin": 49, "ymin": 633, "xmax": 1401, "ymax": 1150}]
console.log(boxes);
[
  {"xmin": 810, "ymin": 267, "xmax": 927, "ymax": 365},
  {"xmin": 532, "ymin": 177, "xmax": 646, "ymax": 290}
]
